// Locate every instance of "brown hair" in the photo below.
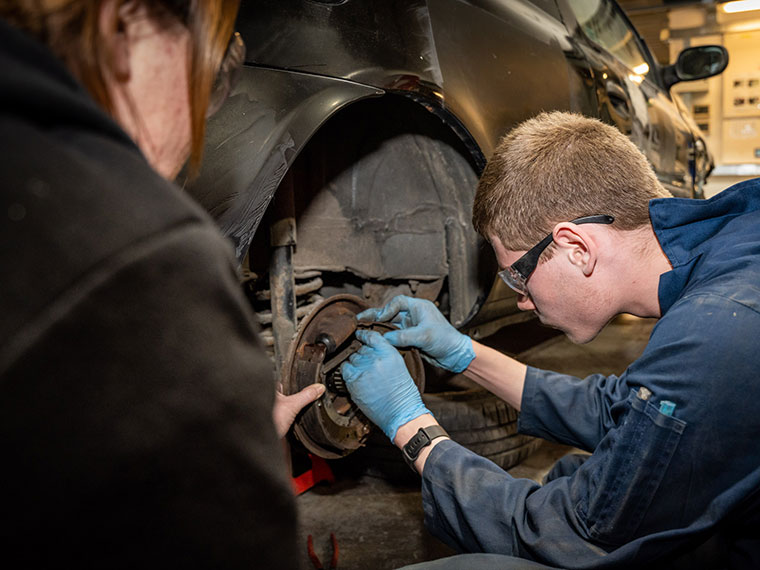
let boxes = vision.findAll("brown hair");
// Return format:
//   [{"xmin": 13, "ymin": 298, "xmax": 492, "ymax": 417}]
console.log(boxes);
[
  {"xmin": 472, "ymin": 112, "xmax": 671, "ymax": 252},
  {"xmin": 0, "ymin": 0, "xmax": 239, "ymax": 176}
]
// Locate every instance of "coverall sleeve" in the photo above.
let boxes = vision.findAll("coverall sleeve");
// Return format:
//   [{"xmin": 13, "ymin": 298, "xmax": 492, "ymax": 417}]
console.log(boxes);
[
  {"xmin": 422, "ymin": 293, "xmax": 760, "ymax": 568},
  {"xmin": 517, "ymin": 367, "xmax": 630, "ymax": 451},
  {"xmin": 422, "ymin": 440, "xmax": 608, "ymax": 564}
]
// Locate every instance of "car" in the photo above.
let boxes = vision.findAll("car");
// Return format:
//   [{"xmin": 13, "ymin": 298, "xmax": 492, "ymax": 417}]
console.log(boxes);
[{"xmin": 187, "ymin": 0, "xmax": 728, "ymax": 462}]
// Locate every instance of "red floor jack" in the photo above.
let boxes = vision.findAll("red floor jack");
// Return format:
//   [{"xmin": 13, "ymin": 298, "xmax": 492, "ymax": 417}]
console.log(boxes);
[
  {"xmin": 290, "ymin": 452, "xmax": 338, "ymax": 568},
  {"xmin": 291, "ymin": 453, "xmax": 335, "ymax": 495}
]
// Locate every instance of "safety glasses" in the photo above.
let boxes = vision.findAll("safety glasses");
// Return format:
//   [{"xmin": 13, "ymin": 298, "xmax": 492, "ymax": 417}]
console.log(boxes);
[
  {"xmin": 207, "ymin": 31, "xmax": 246, "ymax": 118},
  {"xmin": 498, "ymin": 214, "xmax": 614, "ymax": 296}
]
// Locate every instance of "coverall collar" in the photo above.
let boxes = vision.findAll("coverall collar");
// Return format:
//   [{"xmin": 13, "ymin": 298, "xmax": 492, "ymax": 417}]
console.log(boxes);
[{"xmin": 651, "ymin": 178, "xmax": 760, "ymax": 313}]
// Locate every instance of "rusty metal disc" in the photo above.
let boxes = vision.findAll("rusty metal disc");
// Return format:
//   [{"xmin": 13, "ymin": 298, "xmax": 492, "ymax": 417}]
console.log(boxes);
[{"xmin": 282, "ymin": 294, "xmax": 425, "ymax": 458}]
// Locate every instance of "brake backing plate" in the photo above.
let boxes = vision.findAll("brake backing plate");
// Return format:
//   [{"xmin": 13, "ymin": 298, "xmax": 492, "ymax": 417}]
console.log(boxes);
[{"xmin": 282, "ymin": 294, "xmax": 425, "ymax": 458}]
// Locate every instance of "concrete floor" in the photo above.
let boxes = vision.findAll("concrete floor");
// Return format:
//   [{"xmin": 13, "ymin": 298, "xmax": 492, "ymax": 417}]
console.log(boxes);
[{"xmin": 295, "ymin": 315, "xmax": 657, "ymax": 569}]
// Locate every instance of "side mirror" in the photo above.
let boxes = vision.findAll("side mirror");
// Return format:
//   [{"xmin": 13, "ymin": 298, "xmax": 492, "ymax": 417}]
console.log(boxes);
[{"xmin": 663, "ymin": 45, "xmax": 729, "ymax": 89}]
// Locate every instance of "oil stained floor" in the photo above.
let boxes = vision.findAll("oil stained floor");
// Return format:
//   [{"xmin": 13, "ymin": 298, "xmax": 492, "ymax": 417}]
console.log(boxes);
[{"xmin": 295, "ymin": 315, "xmax": 657, "ymax": 570}]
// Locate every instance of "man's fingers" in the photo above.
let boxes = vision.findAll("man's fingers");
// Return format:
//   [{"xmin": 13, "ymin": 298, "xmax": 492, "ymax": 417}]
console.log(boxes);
[
  {"xmin": 341, "ymin": 361, "xmax": 358, "ymax": 380},
  {"xmin": 393, "ymin": 312, "xmax": 415, "ymax": 329},
  {"xmin": 368, "ymin": 295, "xmax": 415, "ymax": 323},
  {"xmin": 383, "ymin": 328, "xmax": 415, "ymax": 348},
  {"xmin": 355, "ymin": 329, "xmax": 388, "ymax": 348},
  {"xmin": 358, "ymin": 295, "xmax": 429, "ymax": 328},
  {"xmin": 348, "ymin": 352, "xmax": 372, "ymax": 369},
  {"xmin": 356, "ymin": 308, "xmax": 379, "ymax": 322}
]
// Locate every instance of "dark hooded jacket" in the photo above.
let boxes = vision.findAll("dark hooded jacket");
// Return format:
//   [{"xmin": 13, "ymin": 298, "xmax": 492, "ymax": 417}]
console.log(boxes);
[{"xmin": 0, "ymin": 19, "xmax": 298, "ymax": 569}]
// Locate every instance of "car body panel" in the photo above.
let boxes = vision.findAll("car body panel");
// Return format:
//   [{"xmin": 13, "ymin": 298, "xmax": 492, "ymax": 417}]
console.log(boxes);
[
  {"xmin": 194, "ymin": 0, "xmax": 600, "ymax": 264},
  {"xmin": 556, "ymin": 0, "xmax": 699, "ymax": 197},
  {"xmin": 426, "ymin": 0, "xmax": 598, "ymax": 158},
  {"xmin": 237, "ymin": 0, "xmax": 596, "ymax": 160},
  {"xmin": 188, "ymin": 0, "xmax": 721, "ymax": 336},
  {"xmin": 189, "ymin": 66, "xmax": 383, "ymax": 261}
]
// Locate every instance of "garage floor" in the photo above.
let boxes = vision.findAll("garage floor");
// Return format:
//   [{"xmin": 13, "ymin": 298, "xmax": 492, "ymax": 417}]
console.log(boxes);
[{"xmin": 295, "ymin": 315, "xmax": 657, "ymax": 570}]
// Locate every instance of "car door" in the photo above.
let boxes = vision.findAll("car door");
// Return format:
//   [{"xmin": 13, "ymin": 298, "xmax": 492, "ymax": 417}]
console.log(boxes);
[{"xmin": 556, "ymin": 0, "xmax": 698, "ymax": 197}]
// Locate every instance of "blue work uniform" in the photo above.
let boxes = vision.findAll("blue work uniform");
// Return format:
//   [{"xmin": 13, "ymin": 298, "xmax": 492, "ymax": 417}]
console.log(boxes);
[{"xmin": 421, "ymin": 180, "xmax": 760, "ymax": 568}]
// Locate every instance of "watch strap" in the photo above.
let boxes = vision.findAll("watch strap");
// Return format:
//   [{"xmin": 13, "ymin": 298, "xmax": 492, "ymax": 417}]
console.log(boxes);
[{"xmin": 401, "ymin": 425, "xmax": 449, "ymax": 470}]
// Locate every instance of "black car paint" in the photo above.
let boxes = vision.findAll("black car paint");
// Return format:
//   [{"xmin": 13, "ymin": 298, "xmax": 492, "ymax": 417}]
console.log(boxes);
[
  {"xmin": 189, "ymin": 67, "xmax": 382, "ymax": 261},
  {"xmin": 188, "ymin": 0, "xmax": 720, "ymax": 336},
  {"xmin": 192, "ymin": 0, "xmax": 591, "ymax": 252}
]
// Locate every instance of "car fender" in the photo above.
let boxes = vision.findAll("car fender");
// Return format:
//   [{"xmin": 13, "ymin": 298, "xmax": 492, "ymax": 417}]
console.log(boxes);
[
  {"xmin": 186, "ymin": 66, "xmax": 383, "ymax": 262},
  {"xmin": 237, "ymin": 0, "xmax": 590, "ymax": 163}
]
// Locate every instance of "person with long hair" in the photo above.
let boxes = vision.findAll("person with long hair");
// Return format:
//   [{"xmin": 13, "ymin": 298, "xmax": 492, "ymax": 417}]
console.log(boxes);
[{"xmin": 0, "ymin": 2, "xmax": 318, "ymax": 567}]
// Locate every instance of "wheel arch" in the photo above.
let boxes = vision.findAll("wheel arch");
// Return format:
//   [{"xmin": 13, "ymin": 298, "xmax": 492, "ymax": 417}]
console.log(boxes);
[
  {"xmin": 191, "ymin": 67, "xmax": 497, "ymax": 327},
  {"xmin": 186, "ymin": 65, "xmax": 384, "ymax": 262},
  {"xmin": 272, "ymin": 92, "xmax": 495, "ymax": 328}
]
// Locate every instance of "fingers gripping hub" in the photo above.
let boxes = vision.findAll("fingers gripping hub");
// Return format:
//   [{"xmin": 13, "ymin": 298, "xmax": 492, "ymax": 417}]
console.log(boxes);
[{"xmin": 282, "ymin": 294, "xmax": 425, "ymax": 458}]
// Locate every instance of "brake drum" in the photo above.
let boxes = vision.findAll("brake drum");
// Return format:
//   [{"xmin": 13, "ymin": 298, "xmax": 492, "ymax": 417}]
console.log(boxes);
[{"xmin": 282, "ymin": 294, "xmax": 425, "ymax": 458}]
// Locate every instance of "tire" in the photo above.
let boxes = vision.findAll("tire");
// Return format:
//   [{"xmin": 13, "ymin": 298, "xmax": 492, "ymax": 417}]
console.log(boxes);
[
  {"xmin": 350, "ymin": 388, "xmax": 541, "ymax": 482},
  {"xmin": 423, "ymin": 389, "xmax": 542, "ymax": 469}
]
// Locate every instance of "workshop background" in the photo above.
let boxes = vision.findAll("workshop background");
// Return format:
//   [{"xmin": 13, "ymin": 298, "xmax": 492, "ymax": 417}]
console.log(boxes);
[
  {"xmin": 290, "ymin": 2, "xmax": 760, "ymax": 568},
  {"xmin": 620, "ymin": 0, "xmax": 760, "ymax": 192}
]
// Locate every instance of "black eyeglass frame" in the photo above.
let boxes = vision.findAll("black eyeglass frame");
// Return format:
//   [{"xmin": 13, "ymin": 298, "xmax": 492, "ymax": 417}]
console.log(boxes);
[{"xmin": 498, "ymin": 214, "xmax": 615, "ymax": 295}]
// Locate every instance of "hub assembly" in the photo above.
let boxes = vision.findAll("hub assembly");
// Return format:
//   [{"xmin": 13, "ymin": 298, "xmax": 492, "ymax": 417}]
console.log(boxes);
[{"xmin": 282, "ymin": 294, "xmax": 425, "ymax": 458}]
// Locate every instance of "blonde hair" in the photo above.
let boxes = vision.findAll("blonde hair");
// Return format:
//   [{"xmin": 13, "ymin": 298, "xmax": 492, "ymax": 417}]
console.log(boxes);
[
  {"xmin": 472, "ymin": 112, "xmax": 671, "ymax": 251},
  {"xmin": 0, "ymin": 0, "xmax": 239, "ymax": 177}
]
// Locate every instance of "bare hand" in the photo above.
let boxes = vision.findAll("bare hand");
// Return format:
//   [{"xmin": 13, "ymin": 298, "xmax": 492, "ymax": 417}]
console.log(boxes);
[{"xmin": 272, "ymin": 383, "xmax": 326, "ymax": 438}]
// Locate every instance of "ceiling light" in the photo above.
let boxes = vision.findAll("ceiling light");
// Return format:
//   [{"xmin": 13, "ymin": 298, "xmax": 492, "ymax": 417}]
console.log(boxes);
[{"xmin": 722, "ymin": 0, "xmax": 760, "ymax": 14}]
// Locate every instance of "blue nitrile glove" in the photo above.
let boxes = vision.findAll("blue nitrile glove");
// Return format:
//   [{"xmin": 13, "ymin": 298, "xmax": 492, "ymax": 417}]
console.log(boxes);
[
  {"xmin": 357, "ymin": 295, "xmax": 475, "ymax": 373},
  {"xmin": 341, "ymin": 329, "xmax": 431, "ymax": 441}
]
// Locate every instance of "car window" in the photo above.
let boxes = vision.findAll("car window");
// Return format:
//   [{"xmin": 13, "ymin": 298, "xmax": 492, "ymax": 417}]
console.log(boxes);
[{"xmin": 567, "ymin": 0, "xmax": 651, "ymax": 79}]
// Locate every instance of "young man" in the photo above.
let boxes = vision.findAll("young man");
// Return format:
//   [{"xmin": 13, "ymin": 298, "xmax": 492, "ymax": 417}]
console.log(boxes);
[{"xmin": 341, "ymin": 112, "xmax": 760, "ymax": 568}]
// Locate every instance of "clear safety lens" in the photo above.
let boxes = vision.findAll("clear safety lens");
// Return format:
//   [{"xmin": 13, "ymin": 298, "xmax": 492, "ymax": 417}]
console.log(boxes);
[{"xmin": 498, "ymin": 266, "xmax": 528, "ymax": 296}]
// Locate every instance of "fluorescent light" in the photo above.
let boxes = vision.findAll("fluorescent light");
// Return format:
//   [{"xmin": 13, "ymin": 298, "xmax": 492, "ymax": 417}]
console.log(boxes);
[{"xmin": 722, "ymin": 0, "xmax": 760, "ymax": 14}]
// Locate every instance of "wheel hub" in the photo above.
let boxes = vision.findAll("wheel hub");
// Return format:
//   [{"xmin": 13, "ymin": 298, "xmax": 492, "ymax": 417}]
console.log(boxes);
[{"xmin": 282, "ymin": 294, "xmax": 425, "ymax": 458}]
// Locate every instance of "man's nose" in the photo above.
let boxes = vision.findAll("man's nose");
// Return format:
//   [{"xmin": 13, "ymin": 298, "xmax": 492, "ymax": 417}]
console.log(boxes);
[{"xmin": 517, "ymin": 294, "xmax": 535, "ymax": 311}]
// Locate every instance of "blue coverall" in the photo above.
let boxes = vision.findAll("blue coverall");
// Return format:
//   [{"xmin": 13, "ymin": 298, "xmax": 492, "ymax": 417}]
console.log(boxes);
[{"xmin": 420, "ymin": 180, "xmax": 760, "ymax": 568}]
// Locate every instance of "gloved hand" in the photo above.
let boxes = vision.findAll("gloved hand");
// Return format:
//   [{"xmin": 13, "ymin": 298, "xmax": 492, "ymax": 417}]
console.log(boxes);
[
  {"xmin": 341, "ymin": 329, "xmax": 431, "ymax": 441},
  {"xmin": 357, "ymin": 295, "xmax": 475, "ymax": 373}
]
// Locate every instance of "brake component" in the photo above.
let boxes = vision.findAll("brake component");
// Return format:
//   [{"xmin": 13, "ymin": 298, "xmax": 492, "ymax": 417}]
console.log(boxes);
[{"xmin": 282, "ymin": 294, "xmax": 424, "ymax": 458}]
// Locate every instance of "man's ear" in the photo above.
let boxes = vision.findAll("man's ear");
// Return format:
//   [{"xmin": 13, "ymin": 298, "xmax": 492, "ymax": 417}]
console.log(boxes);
[
  {"xmin": 553, "ymin": 223, "xmax": 597, "ymax": 276},
  {"xmin": 99, "ymin": 0, "xmax": 138, "ymax": 81}
]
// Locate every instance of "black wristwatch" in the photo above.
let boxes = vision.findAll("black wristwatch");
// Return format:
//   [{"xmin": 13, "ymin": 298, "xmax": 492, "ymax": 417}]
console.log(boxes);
[{"xmin": 401, "ymin": 425, "xmax": 449, "ymax": 471}]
